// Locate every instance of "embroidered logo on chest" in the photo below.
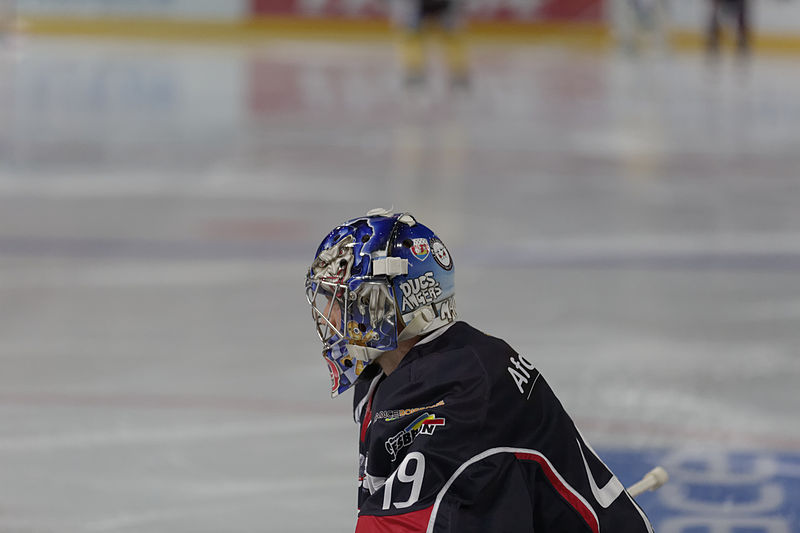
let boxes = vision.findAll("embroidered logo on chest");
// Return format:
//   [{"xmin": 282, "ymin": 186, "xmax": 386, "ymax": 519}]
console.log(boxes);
[{"xmin": 384, "ymin": 412, "xmax": 445, "ymax": 461}]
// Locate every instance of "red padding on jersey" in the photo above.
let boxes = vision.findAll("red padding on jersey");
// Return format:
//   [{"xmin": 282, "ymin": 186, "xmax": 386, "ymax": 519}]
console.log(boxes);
[
  {"xmin": 514, "ymin": 452, "xmax": 599, "ymax": 533},
  {"xmin": 356, "ymin": 506, "xmax": 434, "ymax": 533}
]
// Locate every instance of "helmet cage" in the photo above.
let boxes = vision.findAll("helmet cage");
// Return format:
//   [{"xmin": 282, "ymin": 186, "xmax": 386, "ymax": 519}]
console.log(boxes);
[
  {"xmin": 305, "ymin": 273, "xmax": 398, "ymax": 397},
  {"xmin": 306, "ymin": 278, "xmax": 349, "ymax": 347}
]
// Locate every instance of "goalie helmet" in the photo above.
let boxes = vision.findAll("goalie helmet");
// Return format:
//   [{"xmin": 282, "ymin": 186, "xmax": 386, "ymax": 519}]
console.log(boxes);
[{"xmin": 305, "ymin": 209, "xmax": 457, "ymax": 397}]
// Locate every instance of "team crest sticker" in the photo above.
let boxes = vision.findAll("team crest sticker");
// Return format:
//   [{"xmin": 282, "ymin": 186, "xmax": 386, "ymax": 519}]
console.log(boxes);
[
  {"xmin": 431, "ymin": 238, "xmax": 452, "ymax": 270},
  {"xmin": 410, "ymin": 238, "xmax": 430, "ymax": 261}
]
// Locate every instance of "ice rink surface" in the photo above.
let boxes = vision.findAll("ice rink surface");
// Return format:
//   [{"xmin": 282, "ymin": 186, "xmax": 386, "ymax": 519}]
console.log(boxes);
[{"xmin": 1, "ymin": 33, "xmax": 799, "ymax": 532}]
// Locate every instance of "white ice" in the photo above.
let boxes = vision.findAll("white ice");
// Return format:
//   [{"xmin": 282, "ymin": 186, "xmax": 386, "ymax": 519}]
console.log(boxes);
[{"xmin": 1, "ymin": 34, "xmax": 799, "ymax": 532}]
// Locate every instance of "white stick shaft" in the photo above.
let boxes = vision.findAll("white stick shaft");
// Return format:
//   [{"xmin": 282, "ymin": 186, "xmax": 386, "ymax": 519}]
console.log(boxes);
[{"xmin": 626, "ymin": 466, "xmax": 669, "ymax": 498}]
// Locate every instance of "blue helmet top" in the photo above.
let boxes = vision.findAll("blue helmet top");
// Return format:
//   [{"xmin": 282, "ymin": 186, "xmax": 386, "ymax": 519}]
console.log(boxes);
[{"xmin": 305, "ymin": 209, "xmax": 456, "ymax": 397}]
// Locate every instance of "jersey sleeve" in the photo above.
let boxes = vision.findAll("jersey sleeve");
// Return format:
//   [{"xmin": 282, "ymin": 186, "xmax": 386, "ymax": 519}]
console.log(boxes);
[{"xmin": 494, "ymin": 348, "xmax": 654, "ymax": 533}]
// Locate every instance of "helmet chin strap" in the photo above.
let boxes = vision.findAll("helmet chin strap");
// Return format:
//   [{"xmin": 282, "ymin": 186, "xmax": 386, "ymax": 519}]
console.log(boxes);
[
  {"xmin": 347, "ymin": 344, "xmax": 382, "ymax": 364},
  {"xmin": 397, "ymin": 306, "xmax": 436, "ymax": 342}
]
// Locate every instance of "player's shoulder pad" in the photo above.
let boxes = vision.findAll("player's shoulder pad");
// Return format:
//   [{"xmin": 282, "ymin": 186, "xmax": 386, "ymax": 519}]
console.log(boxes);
[{"xmin": 449, "ymin": 322, "xmax": 541, "ymax": 400}]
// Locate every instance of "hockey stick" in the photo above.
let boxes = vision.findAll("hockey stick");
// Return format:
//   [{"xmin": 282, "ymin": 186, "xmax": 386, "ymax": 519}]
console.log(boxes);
[{"xmin": 626, "ymin": 466, "xmax": 669, "ymax": 497}]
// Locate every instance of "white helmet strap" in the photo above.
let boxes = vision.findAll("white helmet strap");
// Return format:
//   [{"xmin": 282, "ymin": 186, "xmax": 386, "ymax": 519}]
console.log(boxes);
[
  {"xmin": 372, "ymin": 256, "xmax": 409, "ymax": 277},
  {"xmin": 397, "ymin": 305, "xmax": 436, "ymax": 342}
]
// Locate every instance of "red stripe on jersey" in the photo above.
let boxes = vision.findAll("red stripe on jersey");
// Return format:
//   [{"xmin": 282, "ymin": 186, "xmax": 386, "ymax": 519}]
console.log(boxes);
[
  {"xmin": 360, "ymin": 394, "xmax": 373, "ymax": 444},
  {"xmin": 356, "ymin": 506, "xmax": 434, "ymax": 533},
  {"xmin": 514, "ymin": 452, "xmax": 599, "ymax": 533}
]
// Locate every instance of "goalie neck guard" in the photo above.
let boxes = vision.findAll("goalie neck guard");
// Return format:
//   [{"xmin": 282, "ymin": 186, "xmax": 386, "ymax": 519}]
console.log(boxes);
[{"xmin": 305, "ymin": 209, "xmax": 457, "ymax": 397}]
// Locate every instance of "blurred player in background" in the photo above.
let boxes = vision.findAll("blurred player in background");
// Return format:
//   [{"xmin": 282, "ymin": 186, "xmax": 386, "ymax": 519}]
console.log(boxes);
[
  {"xmin": 305, "ymin": 209, "xmax": 655, "ymax": 532},
  {"xmin": 0, "ymin": 0, "xmax": 16, "ymax": 42},
  {"xmin": 707, "ymin": 0, "xmax": 751, "ymax": 55},
  {"xmin": 608, "ymin": 0, "xmax": 670, "ymax": 54},
  {"xmin": 388, "ymin": 0, "xmax": 470, "ymax": 88}
]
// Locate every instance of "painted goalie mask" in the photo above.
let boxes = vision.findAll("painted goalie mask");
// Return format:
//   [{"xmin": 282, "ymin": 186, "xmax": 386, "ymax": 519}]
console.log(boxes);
[{"xmin": 305, "ymin": 209, "xmax": 457, "ymax": 397}]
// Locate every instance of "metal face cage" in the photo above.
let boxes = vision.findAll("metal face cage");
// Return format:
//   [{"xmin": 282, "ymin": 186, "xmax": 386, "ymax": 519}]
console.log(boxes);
[
  {"xmin": 306, "ymin": 278, "xmax": 351, "ymax": 347},
  {"xmin": 306, "ymin": 277, "xmax": 399, "ymax": 347}
]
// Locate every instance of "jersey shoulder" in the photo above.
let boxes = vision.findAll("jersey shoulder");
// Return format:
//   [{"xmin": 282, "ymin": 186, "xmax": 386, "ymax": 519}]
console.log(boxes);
[
  {"xmin": 441, "ymin": 322, "xmax": 539, "ymax": 396},
  {"xmin": 415, "ymin": 321, "xmax": 519, "ymax": 369},
  {"xmin": 376, "ymin": 322, "xmax": 492, "ymax": 408}
]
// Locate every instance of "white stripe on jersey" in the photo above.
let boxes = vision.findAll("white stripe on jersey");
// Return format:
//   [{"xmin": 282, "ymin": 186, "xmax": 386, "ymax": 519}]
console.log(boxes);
[
  {"xmin": 425, "ymin": 447, "xmax": 598, "ymax": 533},
  {"xmin": 354, "ymin": 372, "xmax": 383, "ymax": 424},
  {"xmin": 576, "ymin": 428, "xmax": 654, "ymax": 533}
]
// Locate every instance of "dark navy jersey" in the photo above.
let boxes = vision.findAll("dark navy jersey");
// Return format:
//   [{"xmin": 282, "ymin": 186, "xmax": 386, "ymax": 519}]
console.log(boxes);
[{"xmin": 352, "ymin": 321, "xmax": 653, "ymax": 533}]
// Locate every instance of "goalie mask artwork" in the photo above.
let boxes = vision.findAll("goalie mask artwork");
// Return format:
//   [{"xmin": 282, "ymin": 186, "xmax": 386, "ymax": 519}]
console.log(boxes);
[{"xmin": 305, "ymin": 209, "xmax": 457, "ymax": 397}]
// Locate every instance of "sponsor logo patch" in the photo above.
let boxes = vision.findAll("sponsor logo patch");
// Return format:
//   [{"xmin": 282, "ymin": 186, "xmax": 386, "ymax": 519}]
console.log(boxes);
[
  {"xmin": 506, "ymin": 354, "xmax": 539, "ymax": 399},
  {"xmin": 384, "ymin": 412, "xmax": 445, "ymax": 461},
  {"xmin": 374, "ymin": 400, "xmax": 446, "ymax": 422}
]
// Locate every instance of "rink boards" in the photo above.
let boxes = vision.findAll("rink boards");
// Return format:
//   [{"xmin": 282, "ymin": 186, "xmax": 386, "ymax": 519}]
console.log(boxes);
[{"xmin": 10, "ymin": 0, "xmax": 800, "ymax": 51}]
